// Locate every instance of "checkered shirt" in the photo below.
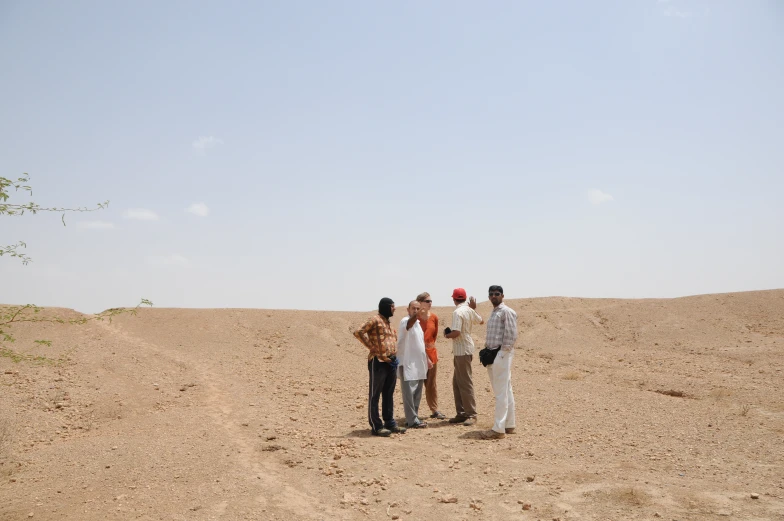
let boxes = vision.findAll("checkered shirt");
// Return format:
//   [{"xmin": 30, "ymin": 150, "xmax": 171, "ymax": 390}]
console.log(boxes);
[
  {"xmin": 485, "ymin": 303, "xmax": 518, "ymax": 352},
  {"xmin": 354, "ymin": 314, "xmax": 398, "ymax": 362}
]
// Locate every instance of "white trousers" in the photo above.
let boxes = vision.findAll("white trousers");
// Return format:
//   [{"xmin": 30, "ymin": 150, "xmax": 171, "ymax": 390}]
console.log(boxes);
[{"xmin": 486, "ymin": 349, "xmax": 515, "ymax": 434}]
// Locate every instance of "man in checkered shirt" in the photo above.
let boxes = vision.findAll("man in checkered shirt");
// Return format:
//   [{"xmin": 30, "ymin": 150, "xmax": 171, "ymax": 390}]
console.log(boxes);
[{"xmin": 479, "ymin": 285, "xmax": 519, "ymax": 440}]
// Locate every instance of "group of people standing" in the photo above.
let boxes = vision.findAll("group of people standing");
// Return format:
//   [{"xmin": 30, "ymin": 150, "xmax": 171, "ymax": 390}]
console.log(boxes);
[{"xmin": 353, "ymin": 285, "xmax": 518, "ymax": 440}]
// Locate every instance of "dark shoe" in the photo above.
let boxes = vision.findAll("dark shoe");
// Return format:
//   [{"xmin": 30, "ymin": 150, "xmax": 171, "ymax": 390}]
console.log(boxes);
[
  {"xmin": 387, "ymin": 425, "xmax": 407, "ymax": 434},
  {"xmin": 462, "ymin": 418, "xmax": 477, "ymax": 426},
  {"xmin": 448, "ymin": 416, "xmax": 468, "ymax": 424},
  {"xmin": 372, "ymin": 428, "xmax": 392, "ymax": 437},
  {"xmin": 505, "ymin": 427, "xmax": 516, "ymax": 434},
  {"xmin": 430, "ymin": 411, "xmax": 446, "ymax": 420},
  {"xmin": 410, "ymin": 421, "xmax": 428, "ymax": 429}
]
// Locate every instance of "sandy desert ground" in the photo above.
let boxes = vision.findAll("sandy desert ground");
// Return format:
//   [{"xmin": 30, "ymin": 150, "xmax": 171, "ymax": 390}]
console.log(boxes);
[{"xmin": 1, "ymin": 290, "xmax": 783, "ymax": 521}]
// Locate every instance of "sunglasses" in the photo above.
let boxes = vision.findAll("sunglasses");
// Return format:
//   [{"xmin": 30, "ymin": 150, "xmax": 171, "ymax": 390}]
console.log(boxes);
[
  {"xmin": 424, "ymin": 300, "xmax": 433, "ymax": 303},
  {"xmin": 489, "ymin": 292, "xmax": 502, "ymax": 296}
]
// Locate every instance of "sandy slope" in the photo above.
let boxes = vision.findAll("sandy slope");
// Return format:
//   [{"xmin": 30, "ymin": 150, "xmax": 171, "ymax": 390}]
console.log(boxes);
[{"xmin": 1, "ymin": 290, "xmax": 783, "ymax": 520}]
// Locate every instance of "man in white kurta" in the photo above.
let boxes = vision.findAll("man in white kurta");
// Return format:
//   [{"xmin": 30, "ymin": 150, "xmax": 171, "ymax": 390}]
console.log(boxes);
[{"xmin": 397, "ymin": 300, "xmax": 430, "ymax": 428}]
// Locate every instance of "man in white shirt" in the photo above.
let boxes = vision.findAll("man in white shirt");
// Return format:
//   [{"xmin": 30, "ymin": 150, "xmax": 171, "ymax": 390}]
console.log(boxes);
[
  {"xmin": 444, "ymin": 288, "xmax": 484, "ymax": 426},
  {"xmin": 397, "ymin": 300, "xmax": 431, "ymax": 428}
]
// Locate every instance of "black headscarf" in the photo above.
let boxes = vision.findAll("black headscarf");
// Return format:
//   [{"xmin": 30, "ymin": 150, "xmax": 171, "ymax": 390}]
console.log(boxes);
[{"xmin": 378, "ymin": 298, "xmax": 395, "ymax": 319}]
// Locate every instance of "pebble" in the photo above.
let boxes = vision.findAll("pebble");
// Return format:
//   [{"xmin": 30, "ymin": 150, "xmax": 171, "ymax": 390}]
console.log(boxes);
[
  {"xmin": 522, "ymin": 503, "xmax": 531, "ymax": 510},
  {"xmin": 751, "ymin": 493, "xmax": 759, "ymax": 499},
  {"xmin": 439, "ymin": 495, "xmax": 458, "ymax": 503}
]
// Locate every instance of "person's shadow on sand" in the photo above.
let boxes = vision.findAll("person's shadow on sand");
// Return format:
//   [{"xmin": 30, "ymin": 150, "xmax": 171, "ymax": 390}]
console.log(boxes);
[
  {"xmin": 345, "ymin": 420, "xmax": 463, "ymax": 437},
  {"xmin": 345, "ymin": 429, "xmax": 374, "ymax": 438},
  {"xmin": 457, "ymin": 431, "xmax": 487, "ymax": 440},
  {"xmin": 421, "ymin": 421, "xmax": 454, "ymax": 429}
]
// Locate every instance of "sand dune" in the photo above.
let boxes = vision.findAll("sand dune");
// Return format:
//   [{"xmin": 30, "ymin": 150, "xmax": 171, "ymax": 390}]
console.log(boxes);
[{"xmin": 1, "ymin": 290, "xmax": 783, "ymax": 520}]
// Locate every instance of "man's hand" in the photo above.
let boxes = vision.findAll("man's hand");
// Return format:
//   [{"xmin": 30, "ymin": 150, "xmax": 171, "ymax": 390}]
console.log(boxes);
[
  {"xmin": 427, "ymin": 358, "xmax": 434, "ymax": 370},
  {"xmin": 468, "ymin": 296, "xmax": 477, "ymax": 309}
]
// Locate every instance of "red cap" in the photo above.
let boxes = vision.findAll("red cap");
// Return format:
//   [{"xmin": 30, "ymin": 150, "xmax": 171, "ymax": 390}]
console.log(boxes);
[{"xmin": 451, "ymin": 288, "xmax": 467, "ymax": 300}]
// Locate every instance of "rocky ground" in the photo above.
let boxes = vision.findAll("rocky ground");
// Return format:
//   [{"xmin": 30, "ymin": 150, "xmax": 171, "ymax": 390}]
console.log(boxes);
[{"xmin": 1, "ymin": 290, "xmax": 783, "ymax": 520}]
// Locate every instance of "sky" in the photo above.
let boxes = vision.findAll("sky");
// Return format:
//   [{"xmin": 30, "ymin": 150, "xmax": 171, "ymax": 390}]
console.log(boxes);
[{"xmin": 1, "ymin": 0, "xmax": 783, "ymax": 313}]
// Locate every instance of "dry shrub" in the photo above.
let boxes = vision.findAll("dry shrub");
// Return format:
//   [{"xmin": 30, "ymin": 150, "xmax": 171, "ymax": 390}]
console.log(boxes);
[
  {"xmin": 739, "ymin": 404, "xmax": 751, "ymax": 416},
  {"xmin": 592, "ymin": 487, "xmax": 651, "ymax": 507},
  {"xmin": 709, "ymin": 388, "xmax": 733, "ymax": 400},
  {"xmin": 562, "ymin": 371, "xmax": 582, "ymax": 381},
  {"xmin": 613, "ymin": 487, "xmax": 650, "ymax": 507}
]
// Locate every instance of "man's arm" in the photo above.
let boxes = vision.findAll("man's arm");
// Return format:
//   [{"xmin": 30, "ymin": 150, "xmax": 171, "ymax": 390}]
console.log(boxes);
[
  {"xmin": 405, "ymin": 315, "xmax": 416, "ymax": 331},
  {"xmin": 446, "ymin": 312, "xmax": 462, "ymax": 339},
  {"xmin": 353, "ymin": 319, "xmax": 374, "ymax": 350},
  {"xmin": 501, "ymin": 309, "xmax": 519, "ymax": 351},
  {"xmin": 468, "ymin": 296, "xmax": 484, "ymax": 325}
]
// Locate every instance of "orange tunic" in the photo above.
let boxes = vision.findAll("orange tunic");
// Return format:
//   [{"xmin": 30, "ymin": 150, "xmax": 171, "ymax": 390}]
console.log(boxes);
[{"xmin": 418, "ymin": 313, "xmax": 439, "ymax": 364}]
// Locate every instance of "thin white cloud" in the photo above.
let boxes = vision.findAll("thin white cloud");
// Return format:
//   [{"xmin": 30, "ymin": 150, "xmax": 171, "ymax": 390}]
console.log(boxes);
[
  {"xmin": 124, "ymin": 208, "xmax": 159, "ymax": 221},
  {"xmin": 146, "ymin": 254, "xmax": 190, "ymax": 267},
  {"xmin": 588, "ymin": 189, "xmax": 614, "ymax": 205},
  {"xmin": 78, "ymin": 220, "xmax": 115, "ymax": 230},
  {"xmin": 192, "ymin": 136, "xmax": 224, "ymax": 152},
  {"xmin": 186, "ymin": 202, "xmax": 210, "ymax": 217}
]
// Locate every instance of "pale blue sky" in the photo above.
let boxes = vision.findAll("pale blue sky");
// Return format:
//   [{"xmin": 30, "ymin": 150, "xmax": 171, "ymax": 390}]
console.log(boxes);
[{"xmin": 2, "ymin": 0, "xmax": 782, "ymax": 313}]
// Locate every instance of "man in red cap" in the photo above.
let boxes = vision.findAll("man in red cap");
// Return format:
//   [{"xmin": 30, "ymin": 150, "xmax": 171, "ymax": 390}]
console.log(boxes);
[{"xmin": 444, "ymin": 288, "xmax": 484, "ymax": 426}]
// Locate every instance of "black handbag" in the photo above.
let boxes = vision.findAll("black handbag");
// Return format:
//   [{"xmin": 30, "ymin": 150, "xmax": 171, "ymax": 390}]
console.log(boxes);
[{"xmin": 479, "ymin": 347, "xmax": 500, "ymax": 367}]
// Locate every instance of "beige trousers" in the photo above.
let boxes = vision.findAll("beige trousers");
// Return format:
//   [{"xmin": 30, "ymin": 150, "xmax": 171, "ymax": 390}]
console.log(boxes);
[{"xmin": 452, "ymin": 354, "xmax": 477, "ymax": 418}]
